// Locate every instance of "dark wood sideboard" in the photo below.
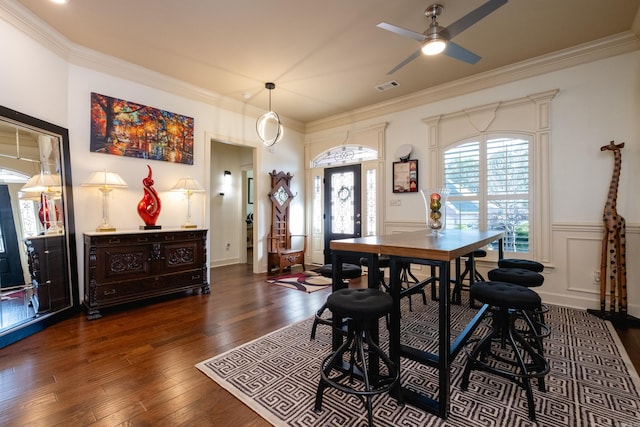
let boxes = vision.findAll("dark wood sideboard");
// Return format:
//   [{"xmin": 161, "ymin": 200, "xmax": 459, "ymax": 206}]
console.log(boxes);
[{"xmin": 84, "ymin": 229, "xmax": 209, "ymax": 319}]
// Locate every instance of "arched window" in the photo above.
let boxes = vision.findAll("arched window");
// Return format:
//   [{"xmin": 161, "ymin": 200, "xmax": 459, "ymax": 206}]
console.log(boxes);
[
  {"xmin": 444, "ymin": 134, "xmax": 531, "ymax": 252},
  {"xmin": 423, "ymin": 90, "xmax": 557, "ymax": 263}
]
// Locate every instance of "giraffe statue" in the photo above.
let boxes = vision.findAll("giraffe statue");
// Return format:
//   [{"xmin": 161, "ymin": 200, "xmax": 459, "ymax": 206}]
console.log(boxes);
[{"xmin": 599, "ymin": 141, "xmax": 627, "ymax": 319}]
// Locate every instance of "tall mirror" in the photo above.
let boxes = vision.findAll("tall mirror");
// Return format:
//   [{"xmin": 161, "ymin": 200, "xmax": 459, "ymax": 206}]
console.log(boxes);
[{"xmin": 0, "ymin": 106, "xmax": 78, "ymax": 348}]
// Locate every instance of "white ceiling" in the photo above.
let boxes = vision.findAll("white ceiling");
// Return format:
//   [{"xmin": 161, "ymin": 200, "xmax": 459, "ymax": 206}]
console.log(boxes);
[{"xmin": 14, "ymin": 0, "xmax": 640, "ymax": 125}]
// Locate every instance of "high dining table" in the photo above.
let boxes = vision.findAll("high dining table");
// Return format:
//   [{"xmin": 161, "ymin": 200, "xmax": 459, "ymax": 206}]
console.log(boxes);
[{"xmin": 329, "ymin": 229, "xmax": 504, "ymax": 419}]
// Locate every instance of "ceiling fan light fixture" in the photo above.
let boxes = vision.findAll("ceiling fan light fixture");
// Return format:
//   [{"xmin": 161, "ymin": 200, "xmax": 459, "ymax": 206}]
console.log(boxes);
[
  {"xmin": 421, "ymin": 22, "xmax": 446, "ymax": 56},
  {"xmin": 421, "ymin": 37, "xmax": 446, "ymax": 55},
  {"xmin": 256, "ymin": 82, "xmax": 283, "ymax": 147}
]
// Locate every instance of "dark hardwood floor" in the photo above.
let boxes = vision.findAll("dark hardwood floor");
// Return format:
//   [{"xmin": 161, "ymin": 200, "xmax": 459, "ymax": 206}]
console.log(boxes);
[{"xmin": 0, "ymin": 263, "xmax": 638, "ymax": 426}]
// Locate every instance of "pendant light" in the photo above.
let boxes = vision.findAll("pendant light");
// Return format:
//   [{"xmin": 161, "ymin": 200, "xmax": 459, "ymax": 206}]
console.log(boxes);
[{"xmin": 256, "ymin": 82, "xmax": 283, "ymax": 147}]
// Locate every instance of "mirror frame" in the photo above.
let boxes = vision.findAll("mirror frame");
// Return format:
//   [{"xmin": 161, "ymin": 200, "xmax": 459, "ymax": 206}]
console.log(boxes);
[{"xmin": 0, "ymin": 105, "xmax": 79, "ymax": 348}]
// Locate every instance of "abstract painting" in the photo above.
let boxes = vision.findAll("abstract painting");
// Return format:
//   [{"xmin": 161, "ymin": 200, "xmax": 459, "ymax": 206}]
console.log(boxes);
[{"xmin": 90, "ymin": 92, "xmax": 194, "ymax": 164}]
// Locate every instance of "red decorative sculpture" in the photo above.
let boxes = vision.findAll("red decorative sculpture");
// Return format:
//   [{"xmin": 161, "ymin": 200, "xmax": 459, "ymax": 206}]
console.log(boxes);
[
  {"xmin": 38, "ymin": 192, "xmax": 59, "ymax": 229},
  {"xmin": 137, "ymin": 165, "xmax": 161, "ymax": 227}
]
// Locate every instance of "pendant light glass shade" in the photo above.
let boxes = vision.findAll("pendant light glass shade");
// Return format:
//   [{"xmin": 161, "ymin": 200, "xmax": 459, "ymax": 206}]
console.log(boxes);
[{"xmin": 256, "ymin": 82, "xmax": 283, "ymax": 146}]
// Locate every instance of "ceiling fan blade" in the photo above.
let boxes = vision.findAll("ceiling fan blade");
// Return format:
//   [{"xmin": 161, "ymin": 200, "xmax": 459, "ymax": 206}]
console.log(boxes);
[
  {"xmin": 443, "ymin": 0, "xmax": 508, "ymax": 40},
  {"xmin": 386, "ymin": 49, "xmax": 422, "ymax": 75},
  {"xmin": 443, "ymin": 41, "xmax": 481, "ymax": 64},
  {"xmin": 377, "ymin": 22, "xmax": 426, "ymax": 43}
]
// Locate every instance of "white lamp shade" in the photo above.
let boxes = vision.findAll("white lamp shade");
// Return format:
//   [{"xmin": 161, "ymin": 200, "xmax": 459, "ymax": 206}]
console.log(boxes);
[
  {"xmin": 19, "ymin": 191, "xmax": 61, "ymax": 201},
  {"xmin": 82, "ymin": 170, "xmax": 128, "ymax": 189},
  {"xmin": 170, "ymin": 177, "xmax": 205, "ymax": 193},
  {"xmin": 21, "ymin": 172, "xmax": 62, "ymax": 192}
]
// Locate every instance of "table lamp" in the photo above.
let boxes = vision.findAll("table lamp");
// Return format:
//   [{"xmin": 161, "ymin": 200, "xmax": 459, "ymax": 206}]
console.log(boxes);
[
  {"xmin": 170, "ymin": 177, "xmax": 205, "ymax": 228},
  {"xmin": 82, "ymin": 170, "xmax": 128, "ymax": 232},
  {"xmin": 21, "ymin": 171, "xmax": 63, "ymax": 234}
]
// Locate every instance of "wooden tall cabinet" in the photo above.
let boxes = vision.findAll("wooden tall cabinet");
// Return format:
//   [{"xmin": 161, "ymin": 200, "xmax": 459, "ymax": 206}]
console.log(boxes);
[
  {"xmin": 267, "ymin": 171, "xmax": 306, "ymax": 274},
  {"xmin": 84, "ymin": 228, "xmax": 209, "ymax": 319},
  {"xmin": 25, "ymin": 235, "xmax": 68, "ymax": 313}
]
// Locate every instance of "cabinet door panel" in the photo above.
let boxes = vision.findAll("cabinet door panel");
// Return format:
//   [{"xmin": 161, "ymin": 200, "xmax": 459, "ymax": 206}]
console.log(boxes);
[
  {"xmin": 100, "ymin": 246, "xmax": 153, "ymax": 281},
  {"xmin": 161, "ymin": 241, "xmax": 204, "ymax": 274}
]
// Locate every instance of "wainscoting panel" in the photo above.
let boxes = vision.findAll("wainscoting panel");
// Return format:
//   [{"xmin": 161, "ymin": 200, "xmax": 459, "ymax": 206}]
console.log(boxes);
[
  {"xmin": 566, "ymin": 236, "xmax": 602, "ymax": 294},
  {"xmin": 552, "ymin": 222, "xmax": 639, "ymax": 317}
]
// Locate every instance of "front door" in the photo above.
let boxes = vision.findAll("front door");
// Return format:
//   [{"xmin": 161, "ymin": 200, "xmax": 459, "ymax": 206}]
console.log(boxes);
[{"xmin": 323, "ymin": 164, "xmax": 362, "ymax": 264}]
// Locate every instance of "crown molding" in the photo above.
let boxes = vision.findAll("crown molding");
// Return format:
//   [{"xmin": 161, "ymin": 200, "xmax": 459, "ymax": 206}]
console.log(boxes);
[
  {"xmin": 0, "ymin": 0, "xmax": 306, "ymax": 134},
  {"xmin": 305, "ymin": 32, "xmax": 640, "ymax": 134},
  {"xmin": 0, "ymin": 0, "xmax": 69, "ymax": 59},
  {"xmin": 3, "ymin": 0, "xmax": 638, "ymax": 137}
]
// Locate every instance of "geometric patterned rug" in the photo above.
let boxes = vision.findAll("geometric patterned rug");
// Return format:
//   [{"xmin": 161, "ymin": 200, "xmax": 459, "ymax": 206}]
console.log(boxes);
[
  {"xmin": 266, "ymin": 271, "xmax": 333, "ymax": 293},
  {"xmin": 196, "ymin": 296, "xmax": 640, "ymax": 426}
]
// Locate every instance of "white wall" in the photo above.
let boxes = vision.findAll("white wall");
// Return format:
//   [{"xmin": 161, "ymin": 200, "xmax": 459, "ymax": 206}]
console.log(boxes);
[
  {"xmin": 0, "ymin": 13, "xmax": 305, "ymax": 299},
  {"xmin": 3, "ymin": 6, "xmax": 640, "ymax": 316},
  {"xmin": 306, "ymin": 50, "xmax": 640, "ymax": 317},
  {"xmin": 0, "ymin": 9, "xmax": 68, "ymax": 127}
]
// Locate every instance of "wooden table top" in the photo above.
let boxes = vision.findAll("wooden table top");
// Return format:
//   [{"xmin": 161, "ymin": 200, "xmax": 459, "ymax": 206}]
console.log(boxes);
[{"xmin": 330, "ymin": 229, "xmax": 504, "ymax": 262}]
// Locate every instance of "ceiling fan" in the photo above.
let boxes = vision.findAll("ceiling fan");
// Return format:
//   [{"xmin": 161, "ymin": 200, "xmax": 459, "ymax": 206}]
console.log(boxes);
[{"xmin": 377, "ymin": 0, "xmax": 508, "ymax": 75}]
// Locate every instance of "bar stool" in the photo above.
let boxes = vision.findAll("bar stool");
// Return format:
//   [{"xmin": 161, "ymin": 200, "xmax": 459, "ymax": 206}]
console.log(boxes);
[
  {"xmin": 461, "ymin": 281, "xmax": 549, "ymax": 422},
  {"xmin": 360, "ymin": 256, "xmax": 427, "ymax": 312},
  {"xmin": 452, "ymin": 249, "xmax": 487, "ymax": 305},
  {"xmin": 310, "ymin": 263, "xmax": 362, "ymax": 339},
  {"xmin": 488, "ymin": 267, "xmax": 549, "ymax": 338},
  {"xmin": 314, "ymin": 288, "xmax": 398, "ymax": 426},
  {"xmin": 359, "ymin": 256, "xmax": 390, "ymax": 291}
]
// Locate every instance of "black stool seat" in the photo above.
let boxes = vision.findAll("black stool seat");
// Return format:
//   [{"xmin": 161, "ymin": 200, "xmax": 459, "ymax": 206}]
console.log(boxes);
[
  {"xmin": 315, "ymin": 288, "xmax": 397, "ymax": 426},
  {"xmin": 488, "ymin": 268, "xmax": 544, "ymax": 287},
  {"xmin": 471, "ymin": 281, "xmax": 541, "ymax": 309},
  {"xmin": 461, "ymin": 281, "xmax": 549, "ymax": 422},
  {"xmin": 470, "ymin": 249, "xmax": 487, "ymax": 258},
  {"xmin": 498, "ymin": 259, "xmax": 544, "ymax": 272},
  {"xmin": 320, "ymin": 263, "xmax": 362, "ymax": 279},
  {"xmin": 311, "ymin": 263, "xmax": 363, "ymax": 340},
  {"xmin": 328, "ymin": 288, "xmax": 392, "ymax": 319}
]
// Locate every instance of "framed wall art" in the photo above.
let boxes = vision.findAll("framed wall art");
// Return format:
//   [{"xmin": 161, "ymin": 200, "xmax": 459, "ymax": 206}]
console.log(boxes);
[
  {"xmin": 90, "ymin": 92, "xmax": 194, "ymax": 164},
  {"xmin": 393, "ymin": 159, "xmax": 418, "ymax": 193}
]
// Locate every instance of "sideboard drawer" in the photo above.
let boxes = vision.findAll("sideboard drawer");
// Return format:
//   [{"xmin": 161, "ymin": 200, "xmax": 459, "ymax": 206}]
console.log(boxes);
[{"xmin": 95, "ymin": 277, "xmax": 164, "ymax": 303}]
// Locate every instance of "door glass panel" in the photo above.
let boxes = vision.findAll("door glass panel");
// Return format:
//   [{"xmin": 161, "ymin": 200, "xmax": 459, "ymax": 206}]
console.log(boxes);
[
  {"xmin": 313, "ymin": 175, "xmax": 322, "ymax": 234},
  {"xmin": 330, "ymin": 171, "xmax": 354, "ymax": 234},
  {"xmin": 366, "ymin": 169, "xmax": 376, "ymax": 235},
  {"xmin": 311, "ymin": 145, "xmax": 377, "ymax": 167}
]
